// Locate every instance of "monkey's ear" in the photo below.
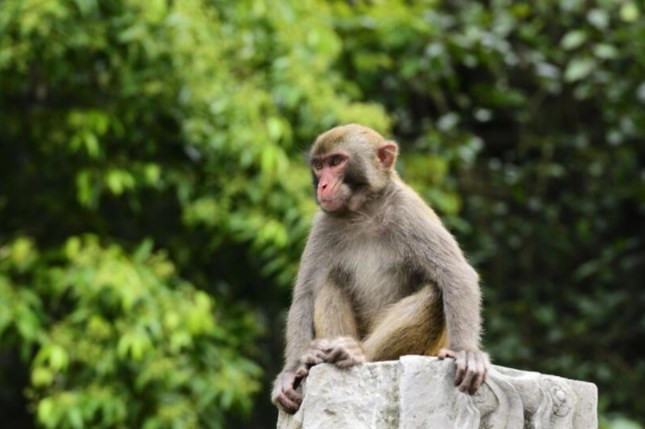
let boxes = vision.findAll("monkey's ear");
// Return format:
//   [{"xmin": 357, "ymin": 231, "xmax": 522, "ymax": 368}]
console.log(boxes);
[{"xmin": 377, "ymin": 141, "xmax": 398, "ymax": 170}]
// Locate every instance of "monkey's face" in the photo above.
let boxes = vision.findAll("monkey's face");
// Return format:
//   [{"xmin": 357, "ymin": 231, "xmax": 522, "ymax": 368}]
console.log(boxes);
[
  {"xmin": 309, "ymin": 124, "xmax": 399, "ymax": 214},
  {"xmin": 310, "ymin": 152, "xmax": 352, "ymax": 213}
]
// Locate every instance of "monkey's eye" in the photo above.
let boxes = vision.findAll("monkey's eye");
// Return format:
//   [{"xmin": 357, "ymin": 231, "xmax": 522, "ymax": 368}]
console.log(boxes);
[
  {"xmin": 312, "ymin": 160, "xmax": 323, "ymax": 170},
  {"xmin": 330, "ymin": 156, "xmax": 343, "ymax": 166}
]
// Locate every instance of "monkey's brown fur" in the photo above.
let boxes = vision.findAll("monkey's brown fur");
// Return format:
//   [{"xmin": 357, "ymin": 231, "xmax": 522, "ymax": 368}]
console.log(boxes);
[{"xmin": 272, "ymin": 124, "xmax": 489, "ymax": 414}]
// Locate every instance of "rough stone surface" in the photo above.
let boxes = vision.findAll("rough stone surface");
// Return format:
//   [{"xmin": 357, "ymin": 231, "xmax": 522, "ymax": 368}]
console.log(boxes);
[{"xmin": 277, "ymin": 356, "xmax": 597, "ymax": 429}]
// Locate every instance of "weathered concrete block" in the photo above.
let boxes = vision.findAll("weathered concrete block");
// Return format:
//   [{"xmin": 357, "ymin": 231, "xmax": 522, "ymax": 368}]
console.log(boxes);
[{"xmin": 277, "ymin": 356, "xmax": 597, "ymax": 429}]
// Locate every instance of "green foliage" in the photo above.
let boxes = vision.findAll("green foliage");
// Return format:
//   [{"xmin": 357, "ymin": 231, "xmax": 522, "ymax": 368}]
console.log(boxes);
[
  {"xmin": 0, "ymin": 0, "xmax": 643, "ymax": 427},
  {"xmin": 0, "ymin": 236, "xmax": 260, "ymax": 428}
]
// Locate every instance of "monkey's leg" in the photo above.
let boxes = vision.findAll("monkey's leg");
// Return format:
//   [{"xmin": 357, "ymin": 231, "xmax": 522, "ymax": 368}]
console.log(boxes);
[
  {"xmin": 362, "ymin": 285, "xmax": 446, "ymax": 361},
  {"xmin": 313, "ymin": 281, "xmax": 359, "ymax": 338},
  {"xmin": 300, "ymin": 282, "xmax": 365, "ymax": 370}
]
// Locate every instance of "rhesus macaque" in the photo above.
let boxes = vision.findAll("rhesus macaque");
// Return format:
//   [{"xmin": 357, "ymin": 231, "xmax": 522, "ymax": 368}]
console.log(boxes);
[{"xmin": 272, "ymin": 124, "xmax": 490, "ymax": 414}]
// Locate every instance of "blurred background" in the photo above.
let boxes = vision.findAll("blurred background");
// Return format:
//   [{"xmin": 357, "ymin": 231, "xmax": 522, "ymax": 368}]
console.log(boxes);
[{"xmin": 0, "ymin": 0, "xmax": 643, "ymax": 428}]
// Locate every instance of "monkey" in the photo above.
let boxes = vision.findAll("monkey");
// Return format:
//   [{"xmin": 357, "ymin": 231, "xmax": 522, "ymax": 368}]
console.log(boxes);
[{"xmin": 271, "ymin": 124, "xmax": 490, "ymax": 414}]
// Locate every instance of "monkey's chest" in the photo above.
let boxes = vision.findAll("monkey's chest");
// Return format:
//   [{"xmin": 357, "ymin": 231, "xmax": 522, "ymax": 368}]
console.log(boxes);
[{"xmin": 330, "ymin": 240, "xmax": 415, "ymax": 322}]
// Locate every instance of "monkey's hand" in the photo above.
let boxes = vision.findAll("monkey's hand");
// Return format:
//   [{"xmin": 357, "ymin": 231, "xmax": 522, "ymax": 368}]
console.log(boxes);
[
  {"xmin": 297, "ymin": 337, "xmax": 365, "ymax": 374},
  {"xmin": 438, "ymin": 348, "xmax": 490, "ymax": 394},
  {"xmin": 294, "ymin": 338, "xmax": 332, "ymax": 380},
  {"xmin": 292, "ymin": 336, "xmax": 366, "ymax": 385},
  {"xmin": 323, "ymin": 336, "xmax": 366, "ymax": 369},
  {"xmin": 271, "ymin": 370, "xmax": 302, "ymax": 415}
]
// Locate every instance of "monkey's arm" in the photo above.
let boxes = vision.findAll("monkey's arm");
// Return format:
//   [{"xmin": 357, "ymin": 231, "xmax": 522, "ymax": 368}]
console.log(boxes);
[
  {"xmin": 430, "ymin": 228, "xmax": 482, "ymax": 352},
  {"xmin": 283, "ymin": 275, "xmax": 315, "ymax": 372},
  {"xmin": 272, "ymin": 236, "xmax": 318, "ymax": 414},
  {"xmin": 410, "ymin": 217, "xmax": 481, "ymax": 347},
  {"xmin": 412, "ymin": 214, "xmax": 490, "ymax": 393}
]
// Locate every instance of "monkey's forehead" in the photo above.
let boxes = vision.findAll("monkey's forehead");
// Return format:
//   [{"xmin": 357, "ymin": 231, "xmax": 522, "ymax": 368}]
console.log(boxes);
[{"xmin": 310, "ymin": 124, "xmax": 384, "ymax": 156}]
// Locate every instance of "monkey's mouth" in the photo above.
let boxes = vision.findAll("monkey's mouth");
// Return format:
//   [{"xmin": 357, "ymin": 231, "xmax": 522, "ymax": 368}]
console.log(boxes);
[{"xmin": 319, "ymin": 197, "xmax": 346, "ymax": 212}]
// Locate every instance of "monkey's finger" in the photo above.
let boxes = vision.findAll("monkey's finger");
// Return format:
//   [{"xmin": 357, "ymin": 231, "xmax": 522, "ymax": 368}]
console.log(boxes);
[
  {"xmin": 438, "ymin": 348, "xmax": 457, "ymax": 360},
  {"xmin": 277, "ymin": 393, "xmax": 300, "ymax": 415},
  {"xmin": 301, "ymin": 351, "xmax": 325, "ymax": 367},
  {"xmin": 482, "ymin": 354, "xmax": 491, "ymax": 384},
  {"xmin": 335, "ymin": 358, "xmax": 355, "ymax": 369},
  {"xmin": 284, "ymin": 387, "xmax": 303, "ymax": 404},
  {"xmin": 458, "ymin": 352, "xmax": 477, "ymax": 393},
  {"xmin": 335, "ymin": 354, "xmax": 365, "ymax": 368},
  {"xmin": 469, "ymin": 357, "xmax": 485, "ymax": 394},
  {"xmin": 454, "ymin": 351, "xmax": 467, "ymax": 386},
  {"xmin": 313, "ymin": 349, "xmax": 328, "ymax": 362},
  {"xmin": 273, "ymin": 384, "xmax": 301, "ymax": 410},
  {"xmin": 470, "ymin": 372, "xmax": 484, "ymax": 394},
  {"xmin": 482, "ymin": 359, "xmax": 490, "ymax": 385},
  {"xmin": 473, "ymin": 352, "xmax": 490, "ymax": 386},
  {"xmin": 294, "ymin": 366, "xmax": 309, "ymax": 380},
  {"xmin": 326, "ymin": 347, "xmax": 348, "ymax": 363}
]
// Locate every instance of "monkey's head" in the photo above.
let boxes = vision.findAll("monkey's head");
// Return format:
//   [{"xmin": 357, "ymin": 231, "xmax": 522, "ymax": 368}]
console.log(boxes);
[{"xmin": 309, "ymin": 124, "xmax": 398, "ymax": 214}]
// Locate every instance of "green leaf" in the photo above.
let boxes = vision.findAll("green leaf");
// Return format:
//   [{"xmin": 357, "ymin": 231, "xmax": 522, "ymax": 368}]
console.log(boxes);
[
  {"xmin": 619, "ymin": 2, "xmax": 639, "ymax": 22},
  {"xmin": 32, "ymin": 367, "xmax": 54, "ymax": 387},
  {"xmin": 593, "ymin": 44, "xmax": 618, "ymax": 60},
  {"xmin": 561, "ymin": 30, "xmax": 587, "ymax": 50},
  {"xmin": 564, "ymin": 58, "xmax": 595, "ymax": 82},
  {"xmin": 37, "ymin": 398, "xmax": 56, "ymax": 426},
  {"xmin": 267, "ymin": 117, "xmax": 283, "ymax": 140},
  {"xmin": 587, "ymin": 9, "xmax": 609, "ymax": 29}
]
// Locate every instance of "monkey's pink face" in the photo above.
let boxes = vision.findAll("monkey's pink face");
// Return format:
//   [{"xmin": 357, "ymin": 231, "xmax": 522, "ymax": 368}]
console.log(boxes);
[{"xmin": 311, "ymin": 152, "xmax": 351, "ymax": 212}]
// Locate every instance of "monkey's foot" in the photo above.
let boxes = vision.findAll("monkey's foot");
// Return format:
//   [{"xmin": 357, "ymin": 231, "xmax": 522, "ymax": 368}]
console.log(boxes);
[
  {"xmin": 438, "ymin": 347, "xmax": 490, "ymax": 394},
  {"xmin": 295, "ymin": 339, "xmax": 332, "ymax": 380},
  {"xmin": 297, "ymin": 336, "xmax": 366, "ymax": 377},
  {"xmin": 323, "ymin": 336, "xmax": 366, "ymax": 369}
]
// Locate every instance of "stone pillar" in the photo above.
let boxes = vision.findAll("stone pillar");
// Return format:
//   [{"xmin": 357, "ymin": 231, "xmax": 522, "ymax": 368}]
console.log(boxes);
[{"xmin": 277, "ymin": 356, "xmax": 597, "ymax": 429}]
